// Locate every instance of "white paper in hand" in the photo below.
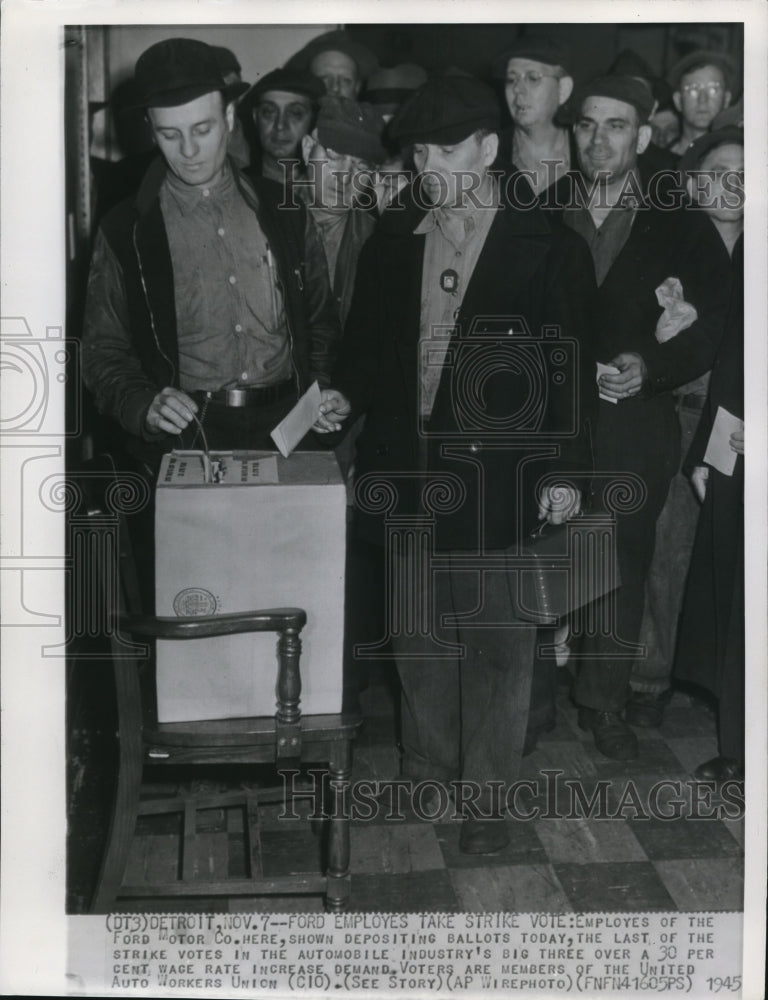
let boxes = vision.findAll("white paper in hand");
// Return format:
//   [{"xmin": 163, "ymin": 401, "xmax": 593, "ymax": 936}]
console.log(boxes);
[
  {"xmin": 703, "ymin": 405, "xmax": 743, "ymax": 476},
  {"xmin": 270, "ymin": 380, "xmax": 321, "ymax": 457},
  {"xmin": 596, "ymin": 362, "xmax": 620, "ymax": 404}
]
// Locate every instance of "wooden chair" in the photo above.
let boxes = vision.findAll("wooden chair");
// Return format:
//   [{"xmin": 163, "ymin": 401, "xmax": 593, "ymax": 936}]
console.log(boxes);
[{"xmin": 70, "ymin": 457, "xmax": 361, "ymax": 912}]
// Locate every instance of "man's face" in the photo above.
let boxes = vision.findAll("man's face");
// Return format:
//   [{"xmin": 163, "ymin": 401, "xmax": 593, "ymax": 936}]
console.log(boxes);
[
  {"xmin": 148, "ymin": 91, "xmax": 233, "ymax": 187},
  {"xmin": 573, "ymin": 96, "xmax": 650, "ymax": 185},
  {"xmin": 690, "ymin": 142, "xmax": 744, "ymax": 224},
  {"xmin": 674, "ymin": 65, "xmax": 731, "ymax": 132},
  {"xmin": 504, "ymin": 57, "xmax": 572, "ymax": 128},
  {"xmin": 254, "ymin": 90, "xmax": 313, "ymax": 161},
  {"xmin": 310, "ymin": 50, "xmax": 361, "ymax": 99},
  {"xmin": 301, "ymin": 133, "xmax": 374, "ymax": 209},
  {"xmin": 411, "ymin": 131, "xmax": 499, "ymax": 209},
  {"xmin": 650, "ymin": 108, "xmax": 681, "ymax": 150}
]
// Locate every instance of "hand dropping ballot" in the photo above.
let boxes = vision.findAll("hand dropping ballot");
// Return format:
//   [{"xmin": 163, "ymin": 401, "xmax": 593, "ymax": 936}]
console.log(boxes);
[
  {"xmin": 270, "ymin": 380, "xmax": 322, "ymax": 457},
  {"xmin": 703, "ymin": 406, "xmax": 744, "ymax": 476}
]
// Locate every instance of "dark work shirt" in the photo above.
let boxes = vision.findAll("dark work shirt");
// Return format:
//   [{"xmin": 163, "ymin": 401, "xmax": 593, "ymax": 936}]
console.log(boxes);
[{"xmin": 562, "ymin": 204, "xmax": 636, "ymax": 287}]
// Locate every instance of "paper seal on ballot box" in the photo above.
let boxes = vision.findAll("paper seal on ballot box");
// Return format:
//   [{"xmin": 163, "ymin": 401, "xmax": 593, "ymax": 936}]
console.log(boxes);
[{"xmin": 154, "ymin": 449, "xmax": 346, "ymax": 722}]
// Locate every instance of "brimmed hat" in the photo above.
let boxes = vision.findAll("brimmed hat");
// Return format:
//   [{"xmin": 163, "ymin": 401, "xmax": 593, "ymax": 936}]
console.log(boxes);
[
  {"xmin": 678, "ymin": 125, "xmax": 744, "ymax": 175},
  {"xmin": 244, "ymin": 68, "xmax": 326, "ymax": 109},
  {"xmin": 211, "ymin": 46, "xmax": 250, "ymax": 100},
  {"xmin": 567, "ymin": 74, "xmax": 656, "ymax": 124},
  {"xmin": 389, "ymin": 74, "xmax": 501, "ymax": 146},
  {"xmin": 491, "ymin": 36, "xmax": 572, "ymax": 80},
  {"xmin": 314, "ymin": 95, "xmax": 387, "ymax": 164},
  {"xmin": 131, "ymin": 38, "xmax": 238, "ymax": 109},
  {"xmin": 668, "ymin": 50, "xmax": 738, "ymax": 92},
  {"xmin": 365, "ymin": 64, "xmax": 428, "ymax": 105},
  {"xmin": 285, "ymin": 30, "xmax": 378, "ymax": 82}
]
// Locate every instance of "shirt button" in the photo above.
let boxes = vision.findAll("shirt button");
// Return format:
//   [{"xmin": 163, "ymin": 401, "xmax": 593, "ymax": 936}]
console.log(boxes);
[
  {"xmin": 241, "ymin": 371, "xmax": 248, "ymax": 381},
  {"xmin": 455, "ymin": 250, "xmax": 462, "ymax": 257},
  {"xmin": 235, "ymin": 324, "xmax": 243, "ymax": 333},
  {"xmin": 217, "ymin": 227, "xmax": 225, "ymax": 236},
  {"xmin": 229, "ymin": 275, "xmax": 237, "ymax": 284},
  {"xmin": 202, "ymin": 188, "xmax": 211, "ymax": 198}
]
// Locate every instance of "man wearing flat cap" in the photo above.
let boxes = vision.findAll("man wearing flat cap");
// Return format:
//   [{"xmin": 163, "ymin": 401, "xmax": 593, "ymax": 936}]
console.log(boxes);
[
  {"xmin": 82, "ymin": 37, "xmax": 339, "ymax": 471},
  {"xmin": 668, "ymin": 51, "xmax": 736, "ymax": 157},
  {"xmin": 244, "ymin": 68, "xmax": 325, "ymax": 184},
  {"xmin": 492, "ymin": 36, "xmax": 576, "ymax": 202},
  {"xmin": 562, "ymin": 76, "xmax": 731, "ymax": 759},
  {"xmin": 285, "ymin": 29, "xmax": 378, "ymax": 101},
  {"xmin": 316, "ymin": 74, "xmax": 598, "ymax": 854}
]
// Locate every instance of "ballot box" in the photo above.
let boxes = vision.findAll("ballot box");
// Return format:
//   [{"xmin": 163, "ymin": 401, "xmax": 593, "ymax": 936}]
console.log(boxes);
[{"xmin": 155, "ymin": 451, "xmax": 346, "ymax": 722}]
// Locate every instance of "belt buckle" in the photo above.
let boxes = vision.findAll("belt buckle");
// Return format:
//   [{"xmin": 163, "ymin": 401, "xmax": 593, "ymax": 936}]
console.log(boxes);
[{"xmin": 229, "ymin": 388, "xmax": 247, "ymax": 407}]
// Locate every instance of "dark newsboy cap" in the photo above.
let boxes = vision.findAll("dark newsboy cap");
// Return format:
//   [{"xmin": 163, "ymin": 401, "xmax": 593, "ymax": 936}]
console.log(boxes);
[
  {"xmin": 492, "ymin": 36, "xmax": 572, "ymax": 79},
  {"xmin": 389, "ymin": 74, "xmax": 501, "ymax": 146},
  {"xmin": 568, "ymin": 74, "xmax": 656, "ymax": 123},
  {"xmin": 668, "ymin": 50, "xmax": 737, "ymax": 92},
  {"xmin": 678, "ymin": 125, "xmax": 744, "ymax": 176},
  {"xmin": 244, "ymin": 68, "xmax": 326, "ymax": 108},
  {"xmin": 315, "ymin": 95, "xmax": 387, "ymax": 164},
  {"xmin": 132, "ymin": 38, "xmax": 237, "ymax": 109}
]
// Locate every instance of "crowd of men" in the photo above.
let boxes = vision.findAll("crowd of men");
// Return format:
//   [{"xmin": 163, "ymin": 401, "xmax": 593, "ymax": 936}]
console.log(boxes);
[{"xmin": 81, "ymin": 30, "xmax": 746, "ymax": 854}]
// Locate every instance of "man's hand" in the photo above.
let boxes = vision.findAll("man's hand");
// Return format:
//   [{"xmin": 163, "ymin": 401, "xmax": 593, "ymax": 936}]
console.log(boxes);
[
  {"xmin": 145, "ymin": 387, "xmax": 198, "ymax": 435},
  {"xmin": 691, "ymin": 465, "xmax": 709, "ymax": 503},
  {"xmin": 730, "ymin": 427, "xmax": 744, "ymax": 455},
  {"xmin": 599, "ymin": 352, "xmax": 647, "ymax": 400},
  {"xmin": 314, "ymin": 389, "xmax": 351, "ymax": 433},
  {"xmin": 538, "ymin": 483, "xmax": 582, "ymax": 525}
]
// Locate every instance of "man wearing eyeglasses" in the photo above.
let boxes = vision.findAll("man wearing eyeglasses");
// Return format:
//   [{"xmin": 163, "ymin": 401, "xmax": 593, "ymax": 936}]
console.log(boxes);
[
  {"xmin": 668, "ymin": 51, "xmax": 736, "ymax": 157},
  {"xmin": 492, "ymin": 37, "xmax": 575, "ymax": 201}
]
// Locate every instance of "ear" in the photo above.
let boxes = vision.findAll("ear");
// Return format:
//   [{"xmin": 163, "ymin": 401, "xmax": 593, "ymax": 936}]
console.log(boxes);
[
  {"xmin": 685, "ymin": 173, "xmax": 696, "ymax": 204},
  {"xmin": 558, "ymin": 75, "xmax": 574, "ymax": 105},
  {"xmin": 482, "ymin": 131, "xmax": 500, "ymax": 166},
  {"xmin": 672, "ymin": 91, "xmax": 682, "ymax": 113},
  {"xmin": 225, "ymin": 101, "xmax": 235, "ymax": 133},
  {"xmin": 636, "ymin": 123, "xmax": 652, "ymax": 155},
  {"xmin": 723, "ymin": 90, "xmax": 733, "ymax": 110}
]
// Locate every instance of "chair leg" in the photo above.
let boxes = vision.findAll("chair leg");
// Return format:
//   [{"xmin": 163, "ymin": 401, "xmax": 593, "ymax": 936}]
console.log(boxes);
[
  {"xmin": 324, "ymin": 741, "xmax": 352, "ymax": 912},
  {"xmin": 90, "ymin": 731, "xmax": 143, "ymax": 913}
]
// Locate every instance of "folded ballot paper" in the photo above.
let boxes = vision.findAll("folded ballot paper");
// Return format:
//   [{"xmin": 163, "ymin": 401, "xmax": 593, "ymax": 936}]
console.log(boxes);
[
  {"xmin": 270, "ymin": 380, "xmax": 321, "ymax": 457},
  {"xmin": 703, "ymin": 405, "xmax": 744, "ymax": 476}
]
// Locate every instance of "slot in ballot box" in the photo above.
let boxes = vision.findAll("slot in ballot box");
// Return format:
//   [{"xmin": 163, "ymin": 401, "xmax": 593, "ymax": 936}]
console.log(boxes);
[{"xmin": 155, "ymin": 450, "xmax": 346, "ymax": 723}]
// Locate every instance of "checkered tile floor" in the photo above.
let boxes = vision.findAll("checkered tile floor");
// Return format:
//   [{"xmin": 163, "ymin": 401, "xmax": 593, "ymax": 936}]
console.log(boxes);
[{"xmin": 68, "ymin": 664, "xmax": 744, "ymax": 914}]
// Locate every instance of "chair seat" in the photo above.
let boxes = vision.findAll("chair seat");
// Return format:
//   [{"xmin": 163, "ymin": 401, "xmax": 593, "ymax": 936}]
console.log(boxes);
[{"xmin": 148, "ymin": 711, "xmax": 361, "ymax": 747}]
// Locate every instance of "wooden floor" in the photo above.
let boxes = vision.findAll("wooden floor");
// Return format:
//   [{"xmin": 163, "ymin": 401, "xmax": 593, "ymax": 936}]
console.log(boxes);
[{"xmin": 67, "ymin": 664, "xmax": 744, "ymax": 914}]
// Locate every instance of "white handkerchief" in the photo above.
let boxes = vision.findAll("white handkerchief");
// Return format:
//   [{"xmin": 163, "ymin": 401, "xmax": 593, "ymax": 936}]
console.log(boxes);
[
  {"xmin": 596, "ymin": 362, "xmax": 620, "ymax": 404},
  {"xmin": 270, "ymin": 380, "xmax": 321, "ymax": 458},
  {"xmin": 703, "ymin": 405, "xmax": 743, "ymax": 476}
]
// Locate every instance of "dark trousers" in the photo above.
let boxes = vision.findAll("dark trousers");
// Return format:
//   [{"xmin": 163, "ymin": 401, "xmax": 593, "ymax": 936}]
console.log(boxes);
[
  {"xmin": 390, "ymin": 550, "xmax": 536, "ymax": 808},
  {"xmin": 573, "ymin": 401, "xmax": 679, "ymax": 713}
]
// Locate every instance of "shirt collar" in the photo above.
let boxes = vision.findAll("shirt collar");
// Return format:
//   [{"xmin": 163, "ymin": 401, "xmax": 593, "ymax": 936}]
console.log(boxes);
[{"xmin": 162, "ymin": 159, "xmax": 235, "ymax": 215}]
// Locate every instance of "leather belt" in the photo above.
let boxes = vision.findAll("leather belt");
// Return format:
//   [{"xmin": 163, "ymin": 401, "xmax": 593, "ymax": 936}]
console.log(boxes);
[
  {"xmin": 677, "ymin": 393, "xmax": 706, "ymax": 412},
  {"xmin": 196, "ymin": 380, "xmax": 295, "ymax": 408}
]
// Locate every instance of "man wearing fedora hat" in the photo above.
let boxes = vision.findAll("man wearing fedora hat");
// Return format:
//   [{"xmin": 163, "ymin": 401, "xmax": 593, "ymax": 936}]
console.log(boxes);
[
  {"xmin": 285, "ymin": 29, "xmax": 378, "ymax": 101},
  {"xmin": 82, "ymin": 37, "xmax": 339, "ymax": 464},
  {"xmin": 316, "ymin": 73, "xmax": 598, "ymax": 854}
]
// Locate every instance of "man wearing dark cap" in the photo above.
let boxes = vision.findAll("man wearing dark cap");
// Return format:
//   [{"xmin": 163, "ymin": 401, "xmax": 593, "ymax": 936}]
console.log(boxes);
[
  {"xmin": 285, "ymin": 29, "xmax": 378, "ymax": 100},
  {"xmin": 668, "ymin": 51, "xmax": 735, "ymax": 156},
  {"xmin": 492, "ymin": 36, "xmax": 575, "ymax": 199},
  {"xmin": 244, "ymin": 68, "xmax": 325, "ymax": 183},
  {"xmin": 300, "ymin": 95, "xmax": 386, "ymax": 323},
  {"xmin": 562, "ymin": 76, "xmax": 731, "ymax": 760},
  {"xmin": 82, "ymin": 37, "xmax": 339, "ymax": 465},
  {"xmin": 317, "ymin": 74, "xmax": 598, "ymax": 853}
]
